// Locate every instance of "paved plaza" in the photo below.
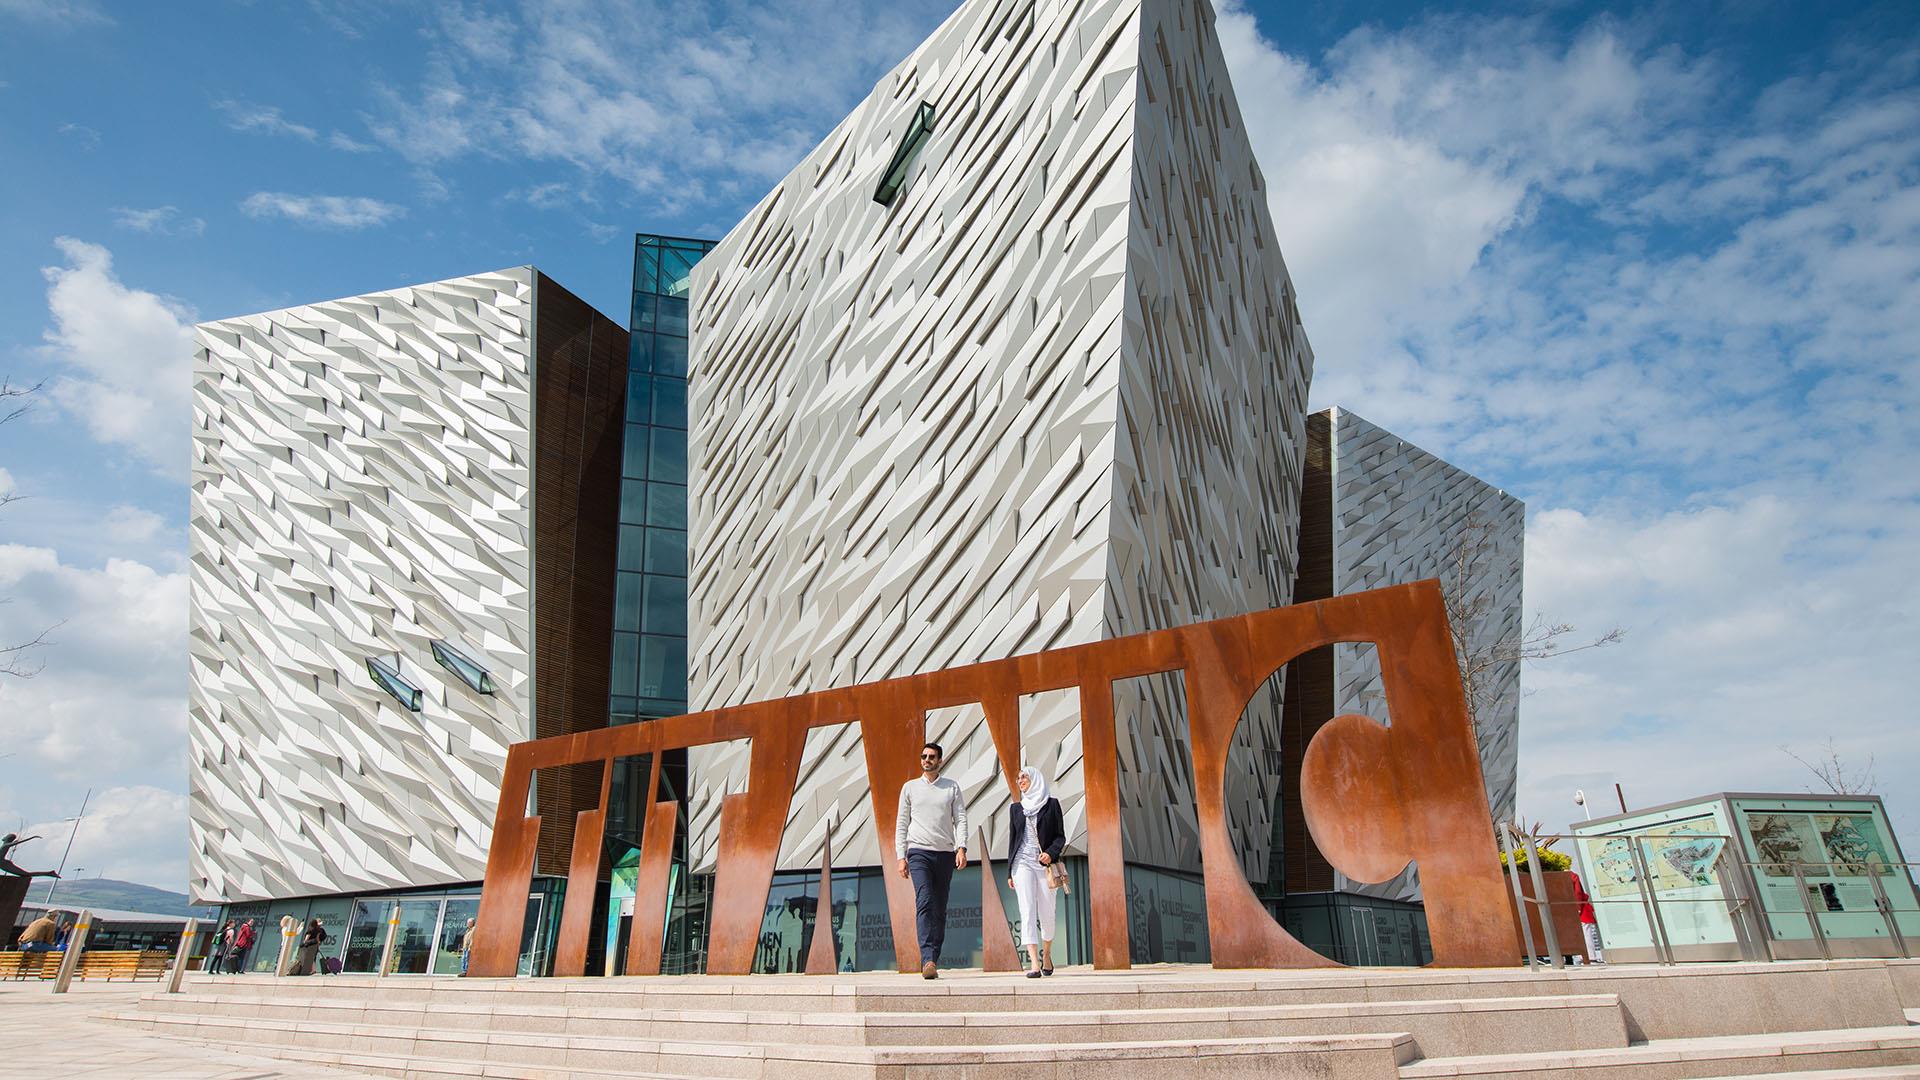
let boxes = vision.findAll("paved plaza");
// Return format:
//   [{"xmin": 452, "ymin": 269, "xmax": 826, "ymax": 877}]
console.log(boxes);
[{"xmin": 0, "ymin": 982, "xmax": 376, "ymax": 1080}]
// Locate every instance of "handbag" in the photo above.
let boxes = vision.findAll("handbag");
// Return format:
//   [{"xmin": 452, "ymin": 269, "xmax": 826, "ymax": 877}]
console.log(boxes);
[{"xmin": 1047, "ymin": 860, "xmax": 1070, "ymax": 893}]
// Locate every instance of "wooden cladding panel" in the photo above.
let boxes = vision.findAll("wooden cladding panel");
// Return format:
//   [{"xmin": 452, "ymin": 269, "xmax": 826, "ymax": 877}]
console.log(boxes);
[
  {"xmin": 531, "ymin": 272, "xmax": 629, "ymax": 877},
  {"xmin": 1281, "ymin": 411, "xmax": 1336, "ymax": 893}
]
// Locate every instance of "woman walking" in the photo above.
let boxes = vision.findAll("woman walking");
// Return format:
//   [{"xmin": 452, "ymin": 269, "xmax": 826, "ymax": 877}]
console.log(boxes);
[
  {"xmin": 289, "ymin": 918, "xmax": 328, "ymax": 976},
  {"xmin": 1005, "ymin": 765, "xmax": 1065, "ymax": 977},
  {"xmin": 210, "ymin": 922, "xmax": 232, "ymax": 973}
]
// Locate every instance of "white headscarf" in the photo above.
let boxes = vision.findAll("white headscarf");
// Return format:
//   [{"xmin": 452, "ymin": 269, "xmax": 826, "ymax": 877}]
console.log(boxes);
[{"xmin": 1018, "ymin": 764, "xmax": 1051, "ymax": 815}]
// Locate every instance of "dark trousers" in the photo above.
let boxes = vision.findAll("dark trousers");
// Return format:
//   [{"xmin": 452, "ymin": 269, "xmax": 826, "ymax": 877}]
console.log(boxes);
[{"xmin": 906, "ymin": 848, "xmax": 956, "ymax": 964}]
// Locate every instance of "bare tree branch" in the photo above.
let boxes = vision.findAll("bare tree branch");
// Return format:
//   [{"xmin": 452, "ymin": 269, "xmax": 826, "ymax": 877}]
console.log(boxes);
[
  {"xmin": 1, "ymin": 380, "xmax": 54, "ymax": 680},
  {"xmin": 1441, "ymin": 512, "xmax": 1625, "ymax": 740},
  {"xmin": 1, "ymin": 377, "xmax": 41, "ymax": 428},
  {"xmin": 1781, "ymin": 739, "xmax": 1878, "ymax": 795}
]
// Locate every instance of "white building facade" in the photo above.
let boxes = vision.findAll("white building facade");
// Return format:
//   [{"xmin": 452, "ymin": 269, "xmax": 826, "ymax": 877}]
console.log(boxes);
[
  {"xmin": 684, "ymin": 0, "xmax": 1314, "ymax": 883},
  {"xmin": 188, "ymin": 268, "xmax": 628, "ymax": 907}
]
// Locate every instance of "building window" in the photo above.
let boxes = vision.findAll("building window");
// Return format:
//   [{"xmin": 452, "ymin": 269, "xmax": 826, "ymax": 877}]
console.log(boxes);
[
  {"xmin": 430, "ymin": 639, "xmax": 496, "ymax": 695},
  {"xmin": 366, "ymin": 655, "xmax": 424, "ymax": 712},
  {"xmin": 874, "ymin": 101, "xmax": 937, "ymax": 206}
]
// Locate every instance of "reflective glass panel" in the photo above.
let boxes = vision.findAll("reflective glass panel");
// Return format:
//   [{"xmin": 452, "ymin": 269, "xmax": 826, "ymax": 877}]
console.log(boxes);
[
  {"xmin": 632, "ymin": 292, "xmax": 656, "ymax": 333},
  {"xmin": 628, "ymin": 332, "xmax": 654, "ymax": 375},
  {"xmin": 658, "ymin": 247, "xmax": 697, "ymax": 297},
  {"xmin": 615, "ymin": 572, "xmax": 644, "ymax": 633},
  {"xmin": 657, "ymin": 295, "xmax": 688, "ymax": 337},
  {"xmin": 623, "ymin": 426, "xmax": 650, "ymax": 479},
  {"xmin": 638, "ymin": 636, "xmax": 687, "ymax": 700},
  {"xmin": 388, "ymin": 900, "xmax": 440, "ymax": 974},
  {"xmin": 653, "ymin": 378, "xmax": 686, "ymax": 428},
  {"xmin": 649, "ymin": 428, "xmax": 686, "ymax": 484},
  {"xmin": 644, "ymin": 574, "xmax": 687, "ymax": 636},
  {"xmin": 434, "ymin": 898, "xmax": 481, "ymax": 975},
  {"xmin": 654, "ymin": 333, "xmax": 688, "ymax": 377},
  {"xmin": 617, "ymin": 524, "xmax": 647, "ymax": 569},
  {"xmin": 611, "ymin": 633, "xmax": 640, "ymax": 697},
  {"xmin": 634, "ymin": 243, "xmax": 657, "ymax": 295},
  {"xmin": 626, "ymin": 376, "xmax": 654, "ymax": 424},
  {"xmin": 646, "ymin": 483, "xmax": 687, "ymax": 530},
  {"xmin": 342, "ymin": 900, "xmax": 386, "ymax": 973},
  {"xmin": 644, "ymin": 529, "xmax": 686, "ymax": 576}
]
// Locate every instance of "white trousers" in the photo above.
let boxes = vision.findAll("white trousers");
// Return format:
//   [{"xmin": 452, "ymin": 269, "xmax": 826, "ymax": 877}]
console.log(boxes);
[{"xmin": 1010, "ymin": 863, "xmax": 1056, "ymax": 948}]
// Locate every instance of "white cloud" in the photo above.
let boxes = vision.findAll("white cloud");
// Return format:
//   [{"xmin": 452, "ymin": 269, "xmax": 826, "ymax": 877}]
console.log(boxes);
[
  {"xmin": 1215, "ymin": 6, "xmax": 1920, "ymax": 845},
  {"xmin": 102, "ymin": 504, "xmax": 165, "ymax": 544},
  {"xmin": 11, "ymin": 787, "xmax": 191, "ymax": 893},
  {"xmin": 361, "ymin": 0, "xmax": 953, "ymax": 205},
  {"xmin": 215, "ymin": 98, "xmax": 375, "ymax": 154},
  {"xmin": 0, "ymin": 541, "xmax": 189, "ymax": 890},
  {"xmin": 56, "ymin": 121, "xmax": 99, "ymax": 149},
  {"xmin": 214, "ymin": 98, "xmax": 320, "ymax": 141},
  {"xmin": 111, "ymin": 205, "xmax": 206, "ymax": 237},
  {"xmin": 0, "ymin": 0, "xmax": 109, "ymax": 26},
  {"xmin": 239, "ymin": 191, "xmax": 406, "ymax": 229},
  {"xmin": 38, "ymin": 237, "xmax": 195, "ymax": 479}
]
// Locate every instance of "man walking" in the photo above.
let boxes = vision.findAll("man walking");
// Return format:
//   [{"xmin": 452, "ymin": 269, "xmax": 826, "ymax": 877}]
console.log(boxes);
[{"xmin": 895, "ymin": 741, "xmax": 967, "ymax": 979}]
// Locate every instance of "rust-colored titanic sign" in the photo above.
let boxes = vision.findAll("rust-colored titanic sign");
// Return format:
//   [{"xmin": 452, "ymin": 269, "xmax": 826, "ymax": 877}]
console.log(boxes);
[{"xmin": 468, "ymin": 580, "xmax": 1518, "ymax": 976}]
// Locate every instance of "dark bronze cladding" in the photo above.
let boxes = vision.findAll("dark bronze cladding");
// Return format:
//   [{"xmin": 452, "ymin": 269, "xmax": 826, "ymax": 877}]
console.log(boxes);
[
  {"xmin": 469, "ymin": 580, "xmax": 1519, "ymax": 977},
  {"xmin": 530, "ymin": 273, "xmax": 630, "ymax": 879}
]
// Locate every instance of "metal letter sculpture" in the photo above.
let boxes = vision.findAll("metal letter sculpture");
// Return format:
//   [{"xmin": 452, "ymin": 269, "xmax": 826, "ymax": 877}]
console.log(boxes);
[{"xmin": 469, "ymin": 580, "xmax": 1518, "ymax": 976}]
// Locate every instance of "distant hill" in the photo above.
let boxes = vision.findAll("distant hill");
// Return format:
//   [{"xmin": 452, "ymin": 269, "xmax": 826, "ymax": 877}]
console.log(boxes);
[{"xmin": 28, "ymin": 878, "xmax": 219, "ymax": 920}]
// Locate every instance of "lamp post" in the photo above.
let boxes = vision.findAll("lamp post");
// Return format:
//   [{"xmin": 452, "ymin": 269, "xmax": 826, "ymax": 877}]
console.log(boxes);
[
  {"xmin": 1573, "ymin": 790, "xmax": 1592, "ymax": 821},
  {"xmin": 40, "ymin": 787, "xmax": 91, "ymax": 905}
]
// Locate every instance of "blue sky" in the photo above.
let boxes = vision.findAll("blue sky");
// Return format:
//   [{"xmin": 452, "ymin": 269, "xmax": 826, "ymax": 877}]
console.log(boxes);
[{"xmin": 1, "ymin": 0, "xmax": 1916, "ymax": 890}]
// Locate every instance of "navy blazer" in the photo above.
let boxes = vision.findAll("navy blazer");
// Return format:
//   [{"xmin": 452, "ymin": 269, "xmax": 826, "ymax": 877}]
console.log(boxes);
[{"xmin": 1007, "ymin": 797, "xmax": 1066, "ymax": 866}]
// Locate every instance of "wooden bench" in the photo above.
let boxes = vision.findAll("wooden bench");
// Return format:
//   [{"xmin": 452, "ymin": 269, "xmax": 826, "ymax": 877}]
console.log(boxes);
[
  {"xmin": 0, "ymin": 949, "xmax": 173, "ymax": 981},
  {"xmin": 0, "ymin": 950, "xmax": 56, "ymax": 980}
]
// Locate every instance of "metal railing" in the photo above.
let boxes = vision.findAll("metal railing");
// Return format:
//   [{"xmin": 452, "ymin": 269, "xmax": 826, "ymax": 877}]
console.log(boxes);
[{"xmin": 1498, "ymin": 828, "xmax": 1920, "ymax": 968}]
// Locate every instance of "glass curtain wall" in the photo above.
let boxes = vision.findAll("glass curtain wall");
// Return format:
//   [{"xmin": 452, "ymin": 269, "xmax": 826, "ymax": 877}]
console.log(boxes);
[
  {"xmin": 610, "ymin": 233, "xmax": 712, "ymax": 727},
  {"xmin": 607, "ymin": 233, "xmax": 714, "ymax": 974}
]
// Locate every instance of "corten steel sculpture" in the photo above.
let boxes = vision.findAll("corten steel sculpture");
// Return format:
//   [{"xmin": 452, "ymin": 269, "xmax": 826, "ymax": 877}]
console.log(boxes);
[{"xmin": 468, "ymin": 580, "xmax": 1518, "ymax": 977}]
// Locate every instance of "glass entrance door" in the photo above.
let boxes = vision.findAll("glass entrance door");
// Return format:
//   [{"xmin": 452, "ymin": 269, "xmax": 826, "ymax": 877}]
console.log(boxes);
[
  {"xmin": 387, "ymin": 900, "xmax": 441, "ymax": 974},
  {"xmin": 434, "ymin": 898, "xmax": 481, "ymax": 974}
]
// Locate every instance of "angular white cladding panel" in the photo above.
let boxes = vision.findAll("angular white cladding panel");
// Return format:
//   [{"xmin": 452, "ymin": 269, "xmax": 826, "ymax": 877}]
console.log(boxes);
[
  {"xmin": 188, "ymin": 269, "xmax": 536, "ymax": 904},
  {"xmin": 687, "ymin": 0, "xmax": 1312, "ymax": 876},
  {"xmin": 1110, "ymin": 0, "xmax": 1313, "ymax": 883},
  {"xmin": 1325, "ymin": 406, "xmax": 1523, "ymax": 899}
]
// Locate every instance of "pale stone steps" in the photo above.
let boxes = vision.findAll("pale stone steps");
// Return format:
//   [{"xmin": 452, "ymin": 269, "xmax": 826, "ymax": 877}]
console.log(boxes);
[
  {"xmin": 121, "ymin": 1010, "xmax": 1419, "ymax": 1080},
  {"xmin": 1400, "ymin": 1025, "xmax": 1920, "ymax": 1080},
  {"xmin": 125, "ymin": 987, "xmax": 1627, "ymax": 1057},
  {"xmin": 1712, "ymin": 1060, "xmax": 1920, "ymax": 1068}
]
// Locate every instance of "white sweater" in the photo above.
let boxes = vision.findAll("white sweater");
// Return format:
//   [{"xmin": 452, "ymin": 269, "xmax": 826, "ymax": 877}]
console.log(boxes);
[{"xmin": 895, "ymin": 775, "xmax": 968, "ymax": 857}]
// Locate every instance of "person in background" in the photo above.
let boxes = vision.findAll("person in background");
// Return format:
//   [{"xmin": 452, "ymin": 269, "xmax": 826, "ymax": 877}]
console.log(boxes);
[
  {"xmin": 1005, "ymin": 765, "xmax": 1065, "ymax": 977},
  {"xmin": 209, "ymin": 921, "xmax": 231, "ymax": 972},
  {"xmin": 1571, "ymin": 870, "xmax": 1604, "ymax": 964},
  {"xmin": 895, "ymin": 741, "xmax": 967, "ymax": 979},
  {"xmin": 17, "ymin": 910, "xmax": 61, "ymax": 953},
  {"xmin": 289, "ymin": 918, "xmax": 328, "ymax": 976},
  {"xmin": 230, "ymin": 918, "xmax": 257, "ymax": 973},
  {"xmin": 458, "ymin": 917, "xmax": 477, "ymax": 975}
]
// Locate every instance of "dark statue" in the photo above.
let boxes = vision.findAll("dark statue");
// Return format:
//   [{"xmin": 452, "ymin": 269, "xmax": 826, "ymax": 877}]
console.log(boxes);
[{"xmin": 0, "ymin": 833, "xmax": 61, "ymax": 879}]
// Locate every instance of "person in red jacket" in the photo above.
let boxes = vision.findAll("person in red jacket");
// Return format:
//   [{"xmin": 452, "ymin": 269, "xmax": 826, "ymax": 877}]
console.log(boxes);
[
  {"xmin": 230, "ymin": 918, "xmax": 258, "ymax": 973},
  {"xmin": 1570, "ymin": 871, "xmax": 1604, "ymax": 964}
]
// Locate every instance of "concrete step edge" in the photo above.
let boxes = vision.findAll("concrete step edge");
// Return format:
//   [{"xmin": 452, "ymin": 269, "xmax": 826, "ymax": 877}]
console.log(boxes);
[
  {"xmin": 1402, "ymin": 1025, "xmax": 1920, "ymax": 1077},
  {"xmin": 124, "ymin": 989, "xmax": 1624, "ymax": 1027},
  {"xmin": 108, "ymin": 1008, "xmax": 1419, "ymax": 1063}
]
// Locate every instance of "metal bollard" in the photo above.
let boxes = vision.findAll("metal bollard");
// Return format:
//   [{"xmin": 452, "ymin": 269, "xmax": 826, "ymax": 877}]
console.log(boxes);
[
  {"xmin": 51, "ymin": 909, "xmax": 95, "ymax": 993},
  {"xmin": 167, "ymin": 917, "xmax": 200, "ymax": 994},
  {"xmin": 275, "ymin": 915, "xmax": 298, "ymax": 976},
  {"xmin": 377, "ymin": 902, "xmax": 401, "ymax": 976}
]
